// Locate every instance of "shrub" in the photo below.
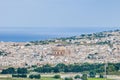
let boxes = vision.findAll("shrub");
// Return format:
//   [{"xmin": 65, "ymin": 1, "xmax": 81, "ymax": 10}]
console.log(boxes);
[
  {"xmin": 89, "ymin": 71, "xmax": 96, "ymax": 78},
  {"xmin": 1, "ymin": 67, "xmax": 16, "ymax": 74},
  {"xmin": 81, "ymin": 74, "xmax": 87, "ymax": 80},
  {"xmin": 29, "ymin": 74, "xmax": 34, "ymax": 79},
  {"xmin": 12, "ymin": 74, "xmax": 27, "ymax": 78},
  {"xmin": 12, "ymin": 74, "xmax": 18, "ymax": 77},
  {"xmin": 19, "ymin": 74, "xmax": 27, "ymax": 78},
  {"xmin": 17, "ymin": 68, "xmax": 28, "ymax": 74},
  {"xmin": 64, "ymin": 77, "xmax": 73, "ymax": 80},
  {"xmin": 29, "ymin": 74, "xmax": 41, "ymax": 79},
  {"xmin": 99, "ymin": 74, "xmax": 104, "ymax": 78},
  {"xmin": 74, "ymin": 75, "xmax": 80, "ymax": 79},
  {"xmin": 53, "ymin": 75, "xmax": 61, "ymax": 79}
]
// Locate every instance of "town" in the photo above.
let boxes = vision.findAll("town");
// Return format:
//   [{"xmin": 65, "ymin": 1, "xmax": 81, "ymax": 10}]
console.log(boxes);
[{"xmin": 0, "ymin": 30, "xmax": 120, "ymax": 68}]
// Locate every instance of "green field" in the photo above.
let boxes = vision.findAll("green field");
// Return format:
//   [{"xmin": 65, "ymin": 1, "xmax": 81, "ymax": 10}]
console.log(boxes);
[
  {"xmin": 88, "ymin": 78, "xmax": 112, "ymax": 80},
  {"xmin": 0, "ymin": 77, "xmax": 113, "ymax": 80},
  {"xmin": 0, "ymin": 74, "xmax": 113, "ymax": 80},
  {"xmin": 0, "ymin": 77, "xmax": 62, "ymax": 80}
]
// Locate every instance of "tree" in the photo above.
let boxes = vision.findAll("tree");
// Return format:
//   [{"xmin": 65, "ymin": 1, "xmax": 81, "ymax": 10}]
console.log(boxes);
[
  {"xmin": 1, "ymin": 67, "xmax": 16, "ymax": 74},
  {"xmin": 29, "ymin": 74, "xmax": 41, "ymax": 79},
  {"xmin": 89, "ymin": 71, "xmax": 96, "ymax": 78},
  {"xmin": 107, "ymin": 65, "xmax": 116, "ymax": 73},
  {"xmin": 12, "ymin": 74, "xmax": 27, "ymax": 78},
  {"xmin": 42, "ymin": 64, "xmax": 52, "ymax": 73},
  {"xmin": 54, "ymin": 63, "xmax": 66, "ymax": 72},
  {"xmin": 81, "ymin": 74, "xmax": 87, "ymax": 80},
  {"xmin": 99, "ymin": 74, "xmax": 104, "ymax": 78},
  {"xmin": 17, "ymin": 68, "xmax": 27, "ymax": 74},
  {"xmin": 64, "ymin": 77, "xmax": 73, "ymax": 80},
  {"xmin": 7, "ymin": 67, "xmax": 16, "ymax": 74},
  {"xmin": 29, "ymin": 74, "xmax": 34, "ymax": 79},
  {"xmin": 53, "ymin": 75, "xmax": 61, "ymax": 79},
  {"xmin": 74, "ymin": 75, "xmax": 80, "ymax": 79}
]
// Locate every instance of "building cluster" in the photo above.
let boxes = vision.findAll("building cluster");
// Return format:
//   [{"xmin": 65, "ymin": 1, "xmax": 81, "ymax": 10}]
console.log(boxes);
[{"xmin": 0, "ymin": 31, "xmax": 120, "ymax": 67}]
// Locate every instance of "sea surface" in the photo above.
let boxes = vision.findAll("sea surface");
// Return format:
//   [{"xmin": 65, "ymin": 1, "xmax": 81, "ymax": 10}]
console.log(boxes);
[
  {"xmin": 0, "ymin": 27, "xmax": 118, "ymax": 42},
  {"xmin": 0, "ymin": 34, "xmax": 60, "ymax": 42}
]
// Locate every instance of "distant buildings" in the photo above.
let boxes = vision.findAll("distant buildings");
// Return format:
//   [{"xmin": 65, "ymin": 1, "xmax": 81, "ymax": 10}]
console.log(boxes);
[
  {"xmin": 52, "ymin": 45, "xmax": 71, "ymax": 56},
  {"xmin": 0, "ymin": 30, "xmax": 120, "ymax": 67}
]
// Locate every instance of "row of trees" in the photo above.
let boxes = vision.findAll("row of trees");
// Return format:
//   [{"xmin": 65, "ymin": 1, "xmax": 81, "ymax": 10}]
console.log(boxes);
[
  {"xmin": 1, "ymin": 63, "xmax": 120, "ymax": 74},
  {"xmin": 12, "ymin": 74, "xmax": 41, "ymax": 79},
  {"xmin": 64, "ymin": 72, "xmax": 103, "ymax": 80},
  {"xmin": 34, "ymin": 63, "xmax": 120, "ymax": 73},
  {"xmin": 1, "ymin": 67, "xmax": 27, "ymax": 74},
  {"xmin": 63, "ymin": 74, "xmax": 87, "ymax": 80}
]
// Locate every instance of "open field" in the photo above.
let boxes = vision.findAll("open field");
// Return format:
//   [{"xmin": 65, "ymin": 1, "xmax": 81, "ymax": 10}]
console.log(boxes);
[
  {"xmin": 0, "ymin": 77, "xmax": 113, "ymax": 80},
  {"xmin": 88, "ymin": 78, "xmax": 112, "ymax": 80},
  {"xmin": 0, "ymin": 77, "xmax": 62, "ymax": 80},
  {"xmin": 0, "ymin": 74, "xmax": 118, "ymax": 80}
]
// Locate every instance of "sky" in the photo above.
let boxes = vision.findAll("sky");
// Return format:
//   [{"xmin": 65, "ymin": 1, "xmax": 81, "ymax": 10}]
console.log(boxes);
[{"xmin": 0, "ymin": 0, "xmax": 120, "ymax": 41}]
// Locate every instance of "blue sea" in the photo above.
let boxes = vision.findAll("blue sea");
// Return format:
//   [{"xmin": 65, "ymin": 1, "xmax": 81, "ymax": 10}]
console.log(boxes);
[
  {"xmin": 0, "ymin": 27, "xmax": 118, "ymax": 42},
  {"xmin": 0, "ymin": 34, "xmax": 57, "ymax": 42}
]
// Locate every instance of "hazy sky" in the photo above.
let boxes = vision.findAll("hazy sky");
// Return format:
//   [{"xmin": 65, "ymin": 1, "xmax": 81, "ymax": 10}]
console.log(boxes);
[{"xmin": 0, "ymin": 0, "xmax": 120, "ymax": 34}]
